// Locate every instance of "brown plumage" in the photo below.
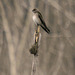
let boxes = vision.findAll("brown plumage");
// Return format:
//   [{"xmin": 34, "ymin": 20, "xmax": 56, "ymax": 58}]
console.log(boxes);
[{"xmin": 32, "ymin": 9, "xmax": 50, "ymax": 34}]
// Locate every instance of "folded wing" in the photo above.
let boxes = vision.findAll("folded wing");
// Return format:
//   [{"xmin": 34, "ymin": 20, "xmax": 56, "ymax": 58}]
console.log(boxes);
[{"xmin": 38, "ymin": 13, "xmax": 50, "ymax": 34}]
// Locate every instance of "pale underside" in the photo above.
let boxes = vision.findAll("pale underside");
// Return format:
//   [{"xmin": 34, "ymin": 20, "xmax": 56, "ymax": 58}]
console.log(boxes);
[{"xmin": 33, "ymin": 14, "xmax": 42, "ymax": 25}]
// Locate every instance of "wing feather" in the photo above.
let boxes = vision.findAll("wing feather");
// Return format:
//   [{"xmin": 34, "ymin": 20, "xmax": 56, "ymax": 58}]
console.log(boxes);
[{"xmin": 38, "ymin": 12, "xmax": 50, "ymax": 34}]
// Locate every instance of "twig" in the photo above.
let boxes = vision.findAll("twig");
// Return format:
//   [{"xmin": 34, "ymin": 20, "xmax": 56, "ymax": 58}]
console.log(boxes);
[{"xmin": 30, "ymin": 25, "xmax": 41, "ymax": 75}]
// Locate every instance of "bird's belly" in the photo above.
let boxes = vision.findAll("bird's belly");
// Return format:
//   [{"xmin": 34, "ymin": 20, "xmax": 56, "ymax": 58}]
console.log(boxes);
[{"xmin": 33, "ymin": 15, "xmax": 41, "ymax": 25}]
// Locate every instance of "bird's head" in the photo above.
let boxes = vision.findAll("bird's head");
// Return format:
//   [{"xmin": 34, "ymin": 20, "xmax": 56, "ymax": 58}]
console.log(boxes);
[{"xmin": 32, "ymin": 8, "xmax": 38, "ymax": 13}]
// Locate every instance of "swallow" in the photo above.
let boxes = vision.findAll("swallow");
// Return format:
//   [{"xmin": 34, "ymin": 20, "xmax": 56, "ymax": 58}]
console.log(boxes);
[{"xmin": 32, "ymin": 8, "xmax": 50, "ymax": 34}]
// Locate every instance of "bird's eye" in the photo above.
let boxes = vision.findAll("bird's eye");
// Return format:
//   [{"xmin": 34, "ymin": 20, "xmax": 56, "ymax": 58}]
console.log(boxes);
[{"xmin": 33, "ymin": 9, "xmax": 37, "ymax": 11}]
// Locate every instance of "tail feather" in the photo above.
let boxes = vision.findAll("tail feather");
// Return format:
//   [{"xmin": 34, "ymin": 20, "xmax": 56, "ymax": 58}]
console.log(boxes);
[
  {"xmin": 38, "ymin": 14, "xmax": 50, "ymax": 34},
  {"xmin": 40, "ymin": 24, "xmax": 50, "ymax": 34}
]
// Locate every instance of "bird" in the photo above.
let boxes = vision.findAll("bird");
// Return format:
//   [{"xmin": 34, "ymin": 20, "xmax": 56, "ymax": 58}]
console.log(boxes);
[{"xmin": 32, "ymin": 8, "xmax": 50, "ymax": 34}]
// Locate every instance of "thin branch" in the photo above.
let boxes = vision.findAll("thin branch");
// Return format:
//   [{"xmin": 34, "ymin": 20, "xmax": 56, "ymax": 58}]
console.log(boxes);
[{"xmin": 30, "ymin": 26, "xmax": 41, "ymax": 75}]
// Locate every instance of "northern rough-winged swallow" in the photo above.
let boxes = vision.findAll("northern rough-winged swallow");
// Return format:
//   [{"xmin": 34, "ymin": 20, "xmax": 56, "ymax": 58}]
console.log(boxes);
[{"xmin": 32, "ymin": 8, "xmax": 50, "ymax": 34}]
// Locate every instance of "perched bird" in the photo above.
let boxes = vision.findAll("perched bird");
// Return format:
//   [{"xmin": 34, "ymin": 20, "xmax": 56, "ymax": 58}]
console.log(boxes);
[{"xmin": 32, "ymin": 8, "xmax": 50, "ymax": 34}]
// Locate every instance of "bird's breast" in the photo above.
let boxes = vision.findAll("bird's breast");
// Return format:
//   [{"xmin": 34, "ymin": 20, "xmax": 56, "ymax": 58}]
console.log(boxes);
[
  {"xmin": 33, "ymin": 15, "xmax": 37, "ymax": 21},
  {"xmin": 33, "ymin": 15, "xmax": 41, "ymax": 24}
]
